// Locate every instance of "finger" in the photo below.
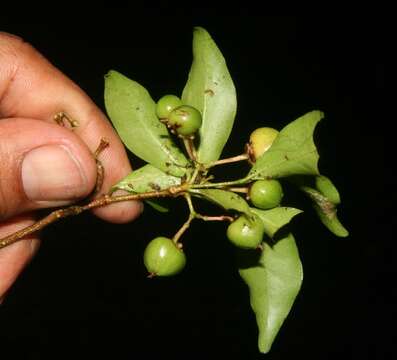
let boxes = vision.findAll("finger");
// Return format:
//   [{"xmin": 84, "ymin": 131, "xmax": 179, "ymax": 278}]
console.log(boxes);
[
  {"xmin": 0, "ymin": 213, "xmax": 40, "ymax": 299},
  {"xmin": 0, "ymin": 118, "xmax": 99, "ymax": 220},
  {"xmin": 0, "ymin": 32, "xmax": 142, "ymax": 223}
]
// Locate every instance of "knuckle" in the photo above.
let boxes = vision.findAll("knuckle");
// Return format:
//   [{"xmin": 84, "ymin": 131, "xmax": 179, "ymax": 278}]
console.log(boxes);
[
  {"xmin": 0, "ymin": 32, "xmax": 24, "ymax": 45},
  {"xmin": 0, "ymin": 32, "xmax": 25, "ymax": 56},
  {"xmin": 0, "ymin": 31, "xmax": 38, "ymax": 65}
]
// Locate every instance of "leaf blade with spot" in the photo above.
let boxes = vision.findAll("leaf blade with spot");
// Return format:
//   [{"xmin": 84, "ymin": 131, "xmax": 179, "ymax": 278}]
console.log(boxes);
[
  {"xmin": 104, "ymin": 70, "xmax": 189, "ymax": 177},
  {"xmin": 301, "ymin": 186, "xmax": 348, "ymax": 237},
  {"xmin": 248, "ymin": 111, "xmax": 323, "ymax": 180},
  {"xmin": 182, "ymin": 27, "xmax": 237, "ymax": 164},
  {"xmin": 315, "ymin": 175, "xmax": 341, "ymax": 204},
  {"xmin": 111, "ymin": 164, "xmax": 181, "ymax": 194}
]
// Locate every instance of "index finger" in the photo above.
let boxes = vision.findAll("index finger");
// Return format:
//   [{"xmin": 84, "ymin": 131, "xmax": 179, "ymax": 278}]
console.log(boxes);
[{"xmin": 0, "ymin": 32, "xmax": 142, "ymax": 223}]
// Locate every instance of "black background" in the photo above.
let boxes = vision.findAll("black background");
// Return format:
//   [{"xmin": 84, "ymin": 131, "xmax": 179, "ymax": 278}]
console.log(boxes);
[{"xmin": 0, "ymin": 12, "xmax": 387, "ymax": 359}]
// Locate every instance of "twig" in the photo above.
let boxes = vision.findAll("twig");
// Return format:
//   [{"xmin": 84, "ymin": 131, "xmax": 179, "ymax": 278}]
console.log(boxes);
[
  {"xmin": 195, "ymin": 214, "xmax": 234, "ymax": 222},
  {"xmin": 206, "ymin": 154, "xmax": 249, "ymax": 168},
  {"xmin": 172, "ymin": 213, "xmax": 195, "ymax": 244},
  {"xmin": 190, "ymin": 177, "xmax": 250, "ymax": 190},
  {"xmin": 184, "ymin": 193, "xmax": 234, "ymax": 223},
  {"xmin": 0, "ymin": 185, "xmax": 188, "ymax": 250}
]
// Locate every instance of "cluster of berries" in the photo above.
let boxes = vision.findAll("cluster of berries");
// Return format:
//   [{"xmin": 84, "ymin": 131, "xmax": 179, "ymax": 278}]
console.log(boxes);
[{"xmin": 143, "ymin": 95, "xmax": 283, "ymax": 277}]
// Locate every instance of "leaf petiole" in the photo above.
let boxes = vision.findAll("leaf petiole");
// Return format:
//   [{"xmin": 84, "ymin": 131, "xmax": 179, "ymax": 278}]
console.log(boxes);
[{"xmin": 227, "ymin": 187, "xmax": 249, "ymax": 194}]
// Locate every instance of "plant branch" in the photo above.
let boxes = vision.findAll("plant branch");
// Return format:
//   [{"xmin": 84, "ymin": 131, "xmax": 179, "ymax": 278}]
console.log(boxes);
[
  {"xmin": 188, "ymin": 167, "xmax": 201, "ymax": 185},
  {"xmin": 184, "ymin": 193, "xmax": 196, "ymax": 215},
  {"xmin": 190, "ymin": 177, "xmax": 251, "ymax": 190},
  {"xmin": 0, "ymin": 185, "xmax": 188, "ymax": 250}
]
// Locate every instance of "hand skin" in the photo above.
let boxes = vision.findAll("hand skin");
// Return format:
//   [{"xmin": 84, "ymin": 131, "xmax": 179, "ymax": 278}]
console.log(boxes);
[{"xmin": 0, "ymin": 32, "xmax": 143, "ymax": 301}]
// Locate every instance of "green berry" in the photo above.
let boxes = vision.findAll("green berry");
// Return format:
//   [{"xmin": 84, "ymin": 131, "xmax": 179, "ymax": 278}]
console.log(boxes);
[
  {"xmin": 168, "ymin": 105, "xmax": 202, "ymax": 136},
  {"xmin": 144, "ymin": 237, "xmax": 186, "ymax": 277},
  {"xmin": 249, "ymin": 127, "xmax": 279, "ymax": 160},
  {"xmin": 156, "ymin": 95, "xmax": 183, "ymax": 119},
  {"xmin": 249, "ymin": 179, "xmax": 283, "ymax": 209},
  {"xmin": 226, "ymin": 214, "xmax": 265, "ymax": 249}
]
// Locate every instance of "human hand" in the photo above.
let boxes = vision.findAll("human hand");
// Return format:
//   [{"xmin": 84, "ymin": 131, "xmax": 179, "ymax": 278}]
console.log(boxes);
[{"xmin": 0, "ymin": 32, "xmax": 143, "ymax": 302}]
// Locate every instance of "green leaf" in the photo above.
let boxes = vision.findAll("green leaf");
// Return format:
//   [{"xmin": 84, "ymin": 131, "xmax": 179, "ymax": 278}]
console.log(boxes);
[
  {"xmin": 315, "ymin": 175, "xmax": 341, "ymax": 204},
  {"xmin": 251, "ymin": 207, "xmax": 303, "ymax": 238},
  {"xmin": 192, "ymin": 189, "xmax": 251, "ymax": 216},
  {"xmin": 248, "ymin": 111, "xmax": 323, "ymax": 180},
  {"xmin": 182, "ymin": 27, "xmax": 237, "ymax": 164},
  {"xmin": 301, "ymin": 186, "xmax": 349, "ymax": 237},
  {"xmin": 104, "ymin": 70, "xmax": 189, "ymax": 177},
  {"xmin": 238, "ymin": 233, "xmax": 303, "ymax": 353},
  {"xmin": 111, "ymin": 164, "xmax": 181, "ymax": 194},
  {"xmin": 144, "ymin": 199, "xmax": 170, "ymax": 213}
]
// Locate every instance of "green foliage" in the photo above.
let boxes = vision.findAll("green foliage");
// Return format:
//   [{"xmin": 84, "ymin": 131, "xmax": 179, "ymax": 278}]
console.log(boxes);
[
  {"xmin": 251, "ymin": 207, "xmax": 303, "ymax": 238},
  {"xmin": 192, "ymin": 189, "xmax": 252, "ymax": 216},
  {"xmin": 182, "ymin": 27, "xmax": 237, "ymax": 164},
  {"xmin": 315, "ymin": 175, "xmax": 341, "ymax": 205},
  {"xmin": 104, "ymin": 71, "xmax": 189, "ymax": 177},
  {"xmin": 104, "ymin": 26, "xmax": 348, "ymax": 354},
  {"xmin": 238, "ymin": 233, "xmax": 303, "ymax": 353},
  {"xmin": 112, "ymin": 164, "xmax": 181, "ymax": 194},
  {"xmin": 248, "ymin": 111, "xmax": 323, "ymax": 180},
  {"xmin": 301, "ymin": 185, "xmax": 348, "ymax": 237}
]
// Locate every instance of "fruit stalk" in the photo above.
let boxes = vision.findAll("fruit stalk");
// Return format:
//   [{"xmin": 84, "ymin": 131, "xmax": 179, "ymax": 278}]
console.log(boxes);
[{"xmin": 206, "ymin": 153, "xmax": 249, "ymax": 168}]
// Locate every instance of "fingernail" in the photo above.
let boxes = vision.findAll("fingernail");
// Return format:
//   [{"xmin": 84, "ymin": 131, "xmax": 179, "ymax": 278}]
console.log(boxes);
[{"xmin": 22, "ymin": 145, "xmax": 88, "ymax": 202}]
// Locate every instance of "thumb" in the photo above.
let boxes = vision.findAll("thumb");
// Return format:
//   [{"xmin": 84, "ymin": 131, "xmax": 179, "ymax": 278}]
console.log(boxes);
[{"xmin": 0, "ymin": 117, "xmax": 98, "ymax": 220}]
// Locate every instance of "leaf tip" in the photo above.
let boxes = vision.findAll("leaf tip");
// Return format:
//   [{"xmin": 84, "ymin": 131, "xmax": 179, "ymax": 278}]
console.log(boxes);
[
  {"xmin": 311, "ymin": 109, "xmax": 325, "ymax": 120},
  {"xmin": 336, "ymin": 227, "xmax": 349, "ymax": 238},
  {"xmin": 104, "ymin": 69, "xmax": 118, "ymax": 79},
  {"xmin": 258, "ymin": 340, "xmax": 272, "ymax": 354},
  {"xmin": 193, "ymin": 26, "xmax": 208, "ymax": 34}
]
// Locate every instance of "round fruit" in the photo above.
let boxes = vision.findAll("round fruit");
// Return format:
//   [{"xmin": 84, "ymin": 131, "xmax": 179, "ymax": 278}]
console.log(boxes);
[
  {"xmin": 144, "ymin": 237, "xmax": 186, "ymax": 276},
  {"xmin": 226, "ymin": 214, "xmax": 265, "ymax": 249},
  {"xmin": 249, "ymin": 127, "xmax": 279, "ymax": 160},
  {"xmin": 168, "ymin": 105, "xmax": 202, "ymax": 136},
  {"xmin": 249, "ymin": 179, "xmax": 283, "ymax": 209},
  {"xmin": 156, "ymin": 95, "xmax": 183, "ymax": 119}
]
